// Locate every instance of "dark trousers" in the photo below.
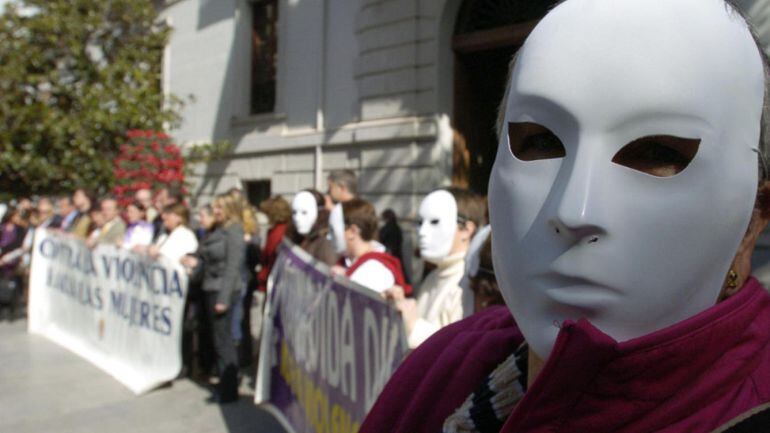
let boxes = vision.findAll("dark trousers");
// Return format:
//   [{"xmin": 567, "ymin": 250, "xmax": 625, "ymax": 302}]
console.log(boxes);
[{"xmin": 204, "ymin": 292, "xmax": 239, "ymax": 402}]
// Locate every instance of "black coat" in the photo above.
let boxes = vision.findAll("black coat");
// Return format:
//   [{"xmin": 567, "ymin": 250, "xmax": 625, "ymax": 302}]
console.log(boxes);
[{"xmin": 192, "ymin": 223, "xmax": 245, "ymax": 306}]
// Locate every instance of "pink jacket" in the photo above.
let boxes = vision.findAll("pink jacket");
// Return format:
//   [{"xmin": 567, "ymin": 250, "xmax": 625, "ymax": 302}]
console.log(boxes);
[{"xmin": 361, "ymin": 278, "xmax": 770, "ymax": 433}]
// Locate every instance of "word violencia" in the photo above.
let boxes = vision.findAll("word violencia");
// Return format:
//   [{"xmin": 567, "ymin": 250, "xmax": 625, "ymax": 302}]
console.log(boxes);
[
  {"xmin": 38, "ymin": 237, "xmax": 184, "ymax": 298},
  {"xmin": 39, "ymin": 237, "xmax": 180, "ymax": 336}
]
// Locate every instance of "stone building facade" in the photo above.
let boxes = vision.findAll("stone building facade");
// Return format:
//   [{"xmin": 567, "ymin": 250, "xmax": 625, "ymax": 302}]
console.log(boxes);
[{"xmin": 159, "ymin": 0, "xmax": 770, "ymax": 218}]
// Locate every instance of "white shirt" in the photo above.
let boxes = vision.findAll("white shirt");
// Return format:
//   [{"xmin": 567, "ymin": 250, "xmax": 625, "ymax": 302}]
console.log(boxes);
[
  {"xmin": 155, "ymin": 226, "xmax": 198, "ymax": 264},
  {"xmin": 123, "ymin": 222, "xmax": 154, "ymax": 250},
  {"xmin": 408, "ymin": 252, "xmax": 466, "ymax": 348},
  {"xmin": 349, "ymin": 260, "xmax": 395, "ymax": 293}
]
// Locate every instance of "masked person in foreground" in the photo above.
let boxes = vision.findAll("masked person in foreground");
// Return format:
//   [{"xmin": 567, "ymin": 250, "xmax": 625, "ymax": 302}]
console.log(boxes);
[{"xmin": 361, "ymin": 1, "xmax": 770, "ymax": 432}]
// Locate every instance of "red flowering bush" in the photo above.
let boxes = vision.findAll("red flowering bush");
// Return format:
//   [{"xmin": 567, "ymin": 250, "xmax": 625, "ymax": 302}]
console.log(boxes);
[{"xmin": 113, "ymin": 130, "xmax": 185, "ymax": 207}]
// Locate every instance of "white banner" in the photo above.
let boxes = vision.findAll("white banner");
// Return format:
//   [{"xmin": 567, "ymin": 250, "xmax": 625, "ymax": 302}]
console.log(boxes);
[{"xmin": 28, "ymin": 229, "xmax": 188, "ymax": 394}]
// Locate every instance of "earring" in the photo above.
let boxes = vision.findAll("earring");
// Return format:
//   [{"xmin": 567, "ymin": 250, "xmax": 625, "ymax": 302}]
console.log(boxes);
[{"xmin": 726, "ymin": 269, "xmax": 739, "ymax": 290}]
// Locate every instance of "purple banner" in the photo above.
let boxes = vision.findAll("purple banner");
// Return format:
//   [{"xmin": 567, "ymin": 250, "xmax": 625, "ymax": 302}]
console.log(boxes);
[{"xmin": 256, "ymin": 242, "xmax": 407, "ymax": 433}]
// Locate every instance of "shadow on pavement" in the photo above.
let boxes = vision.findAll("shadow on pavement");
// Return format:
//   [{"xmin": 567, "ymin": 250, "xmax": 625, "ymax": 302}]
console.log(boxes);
[
  {"xmin": 218, "ymin": 397, "xmax": 286, "ymax": 433},
  {"xmin": 187, "ymin": 376, "xmax": 287, "ymax": 433}
]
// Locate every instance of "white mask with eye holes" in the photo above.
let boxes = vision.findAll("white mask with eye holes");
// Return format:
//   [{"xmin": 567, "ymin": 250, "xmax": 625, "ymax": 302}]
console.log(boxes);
[
  {"xmin": 292, "ymin": 191, "xmax": 319, "ymax": 236},
  {"xmin": 418, "ymin": 190, "xmax": 458, "ymax": 264},
  {"xmin": 489, "ymin": 0, "xmax": 765, "ymax": 359}
]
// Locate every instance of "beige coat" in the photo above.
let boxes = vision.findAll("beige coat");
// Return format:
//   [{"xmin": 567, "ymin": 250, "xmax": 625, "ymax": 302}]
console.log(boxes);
[{"xmin": 408, "ymin": 253, "xmax": 466, "ymax": 348}]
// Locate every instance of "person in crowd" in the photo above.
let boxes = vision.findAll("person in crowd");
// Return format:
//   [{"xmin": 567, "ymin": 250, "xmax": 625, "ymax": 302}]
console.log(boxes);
[
  {"xmin": 288, "ymin": 189, "xmax": 337, "ymax": 266},
  {"xmin": 36, "ymin": 197, "xmax": 61, "ymax": 229},
  {"xmin": 185, "ymin": 204, "xmax": 216, "ymax": 380},
  {"xmin": 135, "ymin": 188, "xmax": 157, "ymax": 223},
  {"xmin": 151, "ymin": 185, "xmax": 184, "ymax": 242},
  {"xmin": 17, "ymin": 197, "xmax": 32, "ymax": 214},
  {"xmin": 0, "ymin": 208, "xmax": 25, "ymax": 319},
  {"xmin": 181, "ymin": 193, "xmax": 246, "ymax": 403},
  {"xmin": 251, "ymin": 196, "xmax": 290, "ymax": 364},
  {"xmin": 226, "ymin": 188, "xmax": 261, "ymax": 367},
  {"xmin": 122, "ymin": 201, "xmax": 154, "ymax": 250},
  {"xmin": 56, "ymin": 196, "xmax": 78, "ymax": 231},
  {"xmin": 148, "ymin": 203, "xmax": 198, "ymax": 264},
  {"xmin": 467, "ymin": 236, "xmax": 503, "ymax": 313},
  {"xmin": 85, "ymin": 204, "xmax": 105, "ymax": 246},
  {"xmin": 69, "ymin": 188, "xmax": 94, "ymax": 239},
  {"xmin": 385, "ymin": 187, "xmax": 484, "ymax": 349},
  {"xmin": 331, "ymin": 199, "xmax": 411, "ymax": 295},
  {"xmin": 91, "ymin": 196, "xmax": 126, "ymax": 246},
  {"xmin": 257, "ymin": 196, "xmax": 290, "ymax": 293},
  {"xmin": 362, "ymin": 1, "xmax": 770, "ymax": 432},
  {"xmin": 327, "ymin": 169, "xmax": 357, "ymax": 255},
  {"xmin": 378, "ymin": 208, "xmax": 407, "ymax": 281}
]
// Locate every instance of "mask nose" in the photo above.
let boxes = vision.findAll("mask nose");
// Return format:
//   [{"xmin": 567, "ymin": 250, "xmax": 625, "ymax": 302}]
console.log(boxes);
[{"xmin": 550, "ymin": 154, "xmax": 607, "ymax": 245}]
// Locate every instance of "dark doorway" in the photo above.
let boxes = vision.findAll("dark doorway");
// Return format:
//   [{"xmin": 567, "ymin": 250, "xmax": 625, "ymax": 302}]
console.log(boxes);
[
  {"xmin": 243, "ymin": 179, "xmax": 271, "ymax": 208},
  {"xmin": 452, "ymin": 0, "xmax": 558, "ymax": 195}
]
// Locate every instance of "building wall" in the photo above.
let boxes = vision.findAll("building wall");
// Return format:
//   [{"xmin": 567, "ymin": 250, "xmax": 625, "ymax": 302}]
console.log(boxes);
[
  {"xmin": 162, "ymin": 0, "xmax": 770, "ymax": 216},
  {"xmin": 161, "ymin": 0, "xmax": 459, "ymax": 218}
]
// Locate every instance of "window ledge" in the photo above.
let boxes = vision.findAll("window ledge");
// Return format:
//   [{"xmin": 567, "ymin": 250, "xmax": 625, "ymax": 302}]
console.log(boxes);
[{"xmin": 231, "ymin": 112, "xmax": 287, "ymax": 129}]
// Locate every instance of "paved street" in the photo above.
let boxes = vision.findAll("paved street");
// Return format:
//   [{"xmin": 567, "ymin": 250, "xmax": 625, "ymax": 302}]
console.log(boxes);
[{"xmin": 0, "ymin": 317, "xmax": 288, "ymax": 433}]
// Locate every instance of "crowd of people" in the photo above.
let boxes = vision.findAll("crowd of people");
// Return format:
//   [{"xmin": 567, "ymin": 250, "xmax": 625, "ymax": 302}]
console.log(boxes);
[{"xmin": 0, "ymin": 169, "xmax": 504, "ymax": 404}]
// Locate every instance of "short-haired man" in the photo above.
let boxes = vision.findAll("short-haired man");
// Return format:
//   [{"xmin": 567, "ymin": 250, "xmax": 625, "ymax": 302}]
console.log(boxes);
[
  {"xmin": 135, "ymin": 188, "xmax": 157, "ymax": 222},
  {"xmin": 94, "ymin": 196, "xmax": 126, "ymax": 246},
  {"xmin": 36, "ymin": 197, "xmax": 61, "ymax": 229},
  {"xmin": 56, "ymin": 196, "xmax": 78, "ymax": 231},
  {"xmin": 327, "ymin": 169, "xmax": 358, "ymax": 254},
  {"xmin": 327, "ymin": 169, "xmax": 357, "ymax": 204}
]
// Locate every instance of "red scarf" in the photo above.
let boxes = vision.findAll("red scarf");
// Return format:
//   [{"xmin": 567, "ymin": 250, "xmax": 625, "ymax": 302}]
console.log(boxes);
[{"xmin": 342, "ymin": 251, "xmax": 412, "ymax": 296}]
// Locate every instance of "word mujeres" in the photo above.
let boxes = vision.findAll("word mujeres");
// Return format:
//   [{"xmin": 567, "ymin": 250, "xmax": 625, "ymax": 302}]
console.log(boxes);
[{"xmin": 38, "ymin": 238, "xmax": 184, "ymax": 298}]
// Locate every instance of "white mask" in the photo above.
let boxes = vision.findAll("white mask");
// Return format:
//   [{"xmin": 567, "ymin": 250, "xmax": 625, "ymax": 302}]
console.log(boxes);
[
  {"xmin": 292, "ymin": 191, "xmax": 319, "ymax": 236},
  {"xmin": 418, "ymin": 190, "xmax": 458, "ymax": 263},
  {"xmin": 489, "ymin": 0, "xmax": 764, "ymax": 359}
]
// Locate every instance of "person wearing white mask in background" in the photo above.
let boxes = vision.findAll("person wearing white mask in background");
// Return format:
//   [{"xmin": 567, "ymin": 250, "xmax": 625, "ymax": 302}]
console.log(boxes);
[
  {"xmin": 362, "ymin": 1, "xmax": 770, "ymax": 432},
  {"xmin": 289, "ymin": 189, "xmax": 337, "ymax": 266},
  {"xmin": 386, "ymin": 187, "xmax": 484, "ymax": 349}
]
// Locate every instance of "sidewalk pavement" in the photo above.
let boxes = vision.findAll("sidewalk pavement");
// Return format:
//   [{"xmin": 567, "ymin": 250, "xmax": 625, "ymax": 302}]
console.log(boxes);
[{"xmin": 0, "ymin": 318, "xmax": 288, "ymax": 433}]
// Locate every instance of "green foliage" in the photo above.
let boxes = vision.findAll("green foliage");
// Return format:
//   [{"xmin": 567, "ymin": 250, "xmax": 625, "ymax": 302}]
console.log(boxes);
[
  {"xmin": 185, "ymin": 140, "xmax": 234, "ymax": 165},
  {"xmin": 0, "ymin": 0, "xmax": 181, "ymax": 198}
]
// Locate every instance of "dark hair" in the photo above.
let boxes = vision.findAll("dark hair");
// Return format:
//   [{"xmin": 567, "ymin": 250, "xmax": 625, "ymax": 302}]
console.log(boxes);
[
  {"xmin": 163, "ymin": 202, "xmax": 190, "ymax": 226},
  {"xmin": 328, "ymin": 170, "xmax": 358, "ymax": 196},
  {"xmin": 444, "ymin": 187, "xmax": 487, "ymax": 233},
  {"xmin": 381, "ymin": 208, "xmax": 397, "ymax": 224},
  {"xmin": 157, "ymin": 184, "xmax": 185, "ymax": 205},
  {"xmin": 1, "ymin": 207, "xmax": 18, "ymax": 225},
  {"xmin": 75, "ymin": 188, "xmax": 96, "ymax": 207},
  {"xmin": 99, "ymin": 195, "xmax": 118, "ymax": 205},
  {"xmin": 342, "ymin": 199, "xmax": 379, "ymax": 241},
  {"xmin": 127, "ymin": 200, "xmax": 146, "ymax": 213},
  {"xmin": 287, "ymin": 189, "xmax": 330, "ymax": 243}
]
